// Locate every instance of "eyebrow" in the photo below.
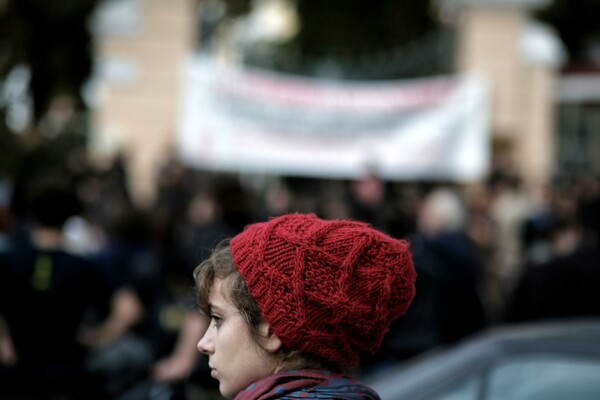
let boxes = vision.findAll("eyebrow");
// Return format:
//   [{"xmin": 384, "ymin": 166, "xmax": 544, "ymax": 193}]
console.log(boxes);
[{"xmin": 208, "ymin": 302, "xmax": 224, "ymax": 313}]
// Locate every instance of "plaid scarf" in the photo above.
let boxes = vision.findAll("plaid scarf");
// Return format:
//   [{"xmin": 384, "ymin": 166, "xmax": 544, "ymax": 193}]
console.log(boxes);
[{"xmin": 233, "ymin": 369, "xmax": 380, "ymax": 400}]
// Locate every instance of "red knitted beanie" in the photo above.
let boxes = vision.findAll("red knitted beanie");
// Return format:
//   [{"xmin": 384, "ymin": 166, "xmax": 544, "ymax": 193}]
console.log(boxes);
[{"xmin": 230, "ymin": 213, "xmax": 416, "ymax": 368}]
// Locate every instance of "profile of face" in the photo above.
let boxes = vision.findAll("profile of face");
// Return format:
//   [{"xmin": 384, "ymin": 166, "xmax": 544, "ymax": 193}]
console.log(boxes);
[{"xmin": 197, "ymin": 278, "xmax": 282, "ymax": 398}]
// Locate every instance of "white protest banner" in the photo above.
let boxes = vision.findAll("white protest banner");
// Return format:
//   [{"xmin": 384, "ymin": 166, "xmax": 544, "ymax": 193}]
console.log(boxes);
[{"xmin": 178, "ymin": 56, "xmax": 490, "ymax": 181}]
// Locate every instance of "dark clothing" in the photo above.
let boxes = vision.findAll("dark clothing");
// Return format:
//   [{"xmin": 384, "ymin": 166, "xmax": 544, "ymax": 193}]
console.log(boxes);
[
  {"xmin": 505, "ymin": 245, "xmax": 600, "ymax": 322},
  {"xmin": 0, "ymin": 244, "xmax": 109, "ymax": 363},
  {"xmin": 92, "ymin": 239, "xmax": 191, "ymax": 356},
  {"xmin": 234, "ymin": 369, "xmax": 380, "ymax": 400},
  {"xmin": 93, "ymin": 240, "xmax": 164, "ymax": 311},
  {"xmin": 0, "ymin": 242, "xmax": 110, "ymax": 398},
  {"xmin": 89, "ymin": 240, "xmax": 174, "ymax": 392},
  {"xmin": 377, "ymin": 231, "xmax": 487, "ymax": 361}
]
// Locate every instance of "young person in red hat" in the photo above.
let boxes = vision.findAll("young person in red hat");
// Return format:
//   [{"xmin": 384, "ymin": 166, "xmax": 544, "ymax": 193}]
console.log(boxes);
[{"xmin": 194, "ymin": 213, "xmax": 416, "ymax": 400}]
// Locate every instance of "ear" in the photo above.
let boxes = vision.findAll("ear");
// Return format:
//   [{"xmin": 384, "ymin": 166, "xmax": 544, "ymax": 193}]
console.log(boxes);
[{"xmin": 258, "ymin": 322, "xmax": 283, "ymax": 353}]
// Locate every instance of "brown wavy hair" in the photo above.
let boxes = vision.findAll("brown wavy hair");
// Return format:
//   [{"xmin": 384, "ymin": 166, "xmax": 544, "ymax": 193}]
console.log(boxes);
[{"xmin": 193, "ymin": 240, "xmax": 341, "ymax": 372}]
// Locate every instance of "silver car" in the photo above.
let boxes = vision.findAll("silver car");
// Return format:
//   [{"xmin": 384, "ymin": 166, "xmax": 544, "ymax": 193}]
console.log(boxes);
[{"xmin": 365, "ymin": 319, "xmax": 600, "ymax": 400}]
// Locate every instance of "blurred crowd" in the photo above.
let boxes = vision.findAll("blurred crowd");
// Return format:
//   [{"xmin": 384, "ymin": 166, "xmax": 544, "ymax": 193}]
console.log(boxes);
[{"xmin": 1, "ymin": 133, "xmax": 600, "ymax": 399}]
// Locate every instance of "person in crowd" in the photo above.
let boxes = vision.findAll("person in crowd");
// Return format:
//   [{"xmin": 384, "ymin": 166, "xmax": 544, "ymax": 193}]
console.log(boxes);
[
  {"xmin": 180, "ymin": 191, "xmax": 238, "ymax": 273},
  {"xmin": 487, "ymin": 172, "xmax": 532, "ymax": 301},
  {"xmin": 150, "ymin": 189, "xmax": 237, "ymax": 398},
  {"xmin": 82, "ymin": 207, "xmax": 160, "ymax": 398},
  {"xmin": 85, "ymin": 201, "xmax": 213, "ymax": 399},
  {"xmin": 372, "ymin": 188, "xmax": 487, "ymax": 366},
  {"xmin": 0, "ymin": 182, "xmax": 112, "ymax": 399},
  {"xmin": 504, "ymin": 216, "xmax": 600, "ymax": 322},
  {"xmin": 348, "ymin": 172, "xmax": 391, "ymax": 232},
  {"xmin": 193, "ymin": 213, "xmax": 416, "ymax": 400}
]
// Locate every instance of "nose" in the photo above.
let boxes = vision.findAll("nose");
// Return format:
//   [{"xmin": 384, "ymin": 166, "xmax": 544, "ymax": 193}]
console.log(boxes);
[{"xmin": 197, "ymin": 328, "xmax": 214, "ymax": 354}]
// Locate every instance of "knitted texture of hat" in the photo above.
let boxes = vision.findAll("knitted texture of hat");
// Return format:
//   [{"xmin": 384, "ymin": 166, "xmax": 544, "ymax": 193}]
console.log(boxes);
[{"xmin": 230, "ymin": 213, "xmax": 416, "ymax": 368}]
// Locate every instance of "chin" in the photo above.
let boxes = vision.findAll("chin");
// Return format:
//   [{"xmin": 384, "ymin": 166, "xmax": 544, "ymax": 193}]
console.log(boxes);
[{"xmin": 220, "ymin": 384, "xmax": 236, "ymax": 399}]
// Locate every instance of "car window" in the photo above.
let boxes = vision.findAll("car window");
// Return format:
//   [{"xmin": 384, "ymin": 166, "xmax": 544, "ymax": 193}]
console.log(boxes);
[
  {"xmin": 487, "ymin": 355, "xmax": 600, "ymax": 400},
  {"xmin": 430, "ymin": 374, "xmax": 482, "ymax": 400}
]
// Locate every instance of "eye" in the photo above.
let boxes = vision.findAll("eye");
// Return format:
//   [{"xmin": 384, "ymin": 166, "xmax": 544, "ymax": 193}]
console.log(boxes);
[{"xmin": 211, "ymin": 315, "xmax": 223, "ymax": 328}]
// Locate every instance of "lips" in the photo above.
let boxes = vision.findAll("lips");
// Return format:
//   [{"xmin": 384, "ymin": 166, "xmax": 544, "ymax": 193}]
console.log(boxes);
[{"xmin": 209, "ymin": 365, "xmax": 218, "ymax": 379}]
